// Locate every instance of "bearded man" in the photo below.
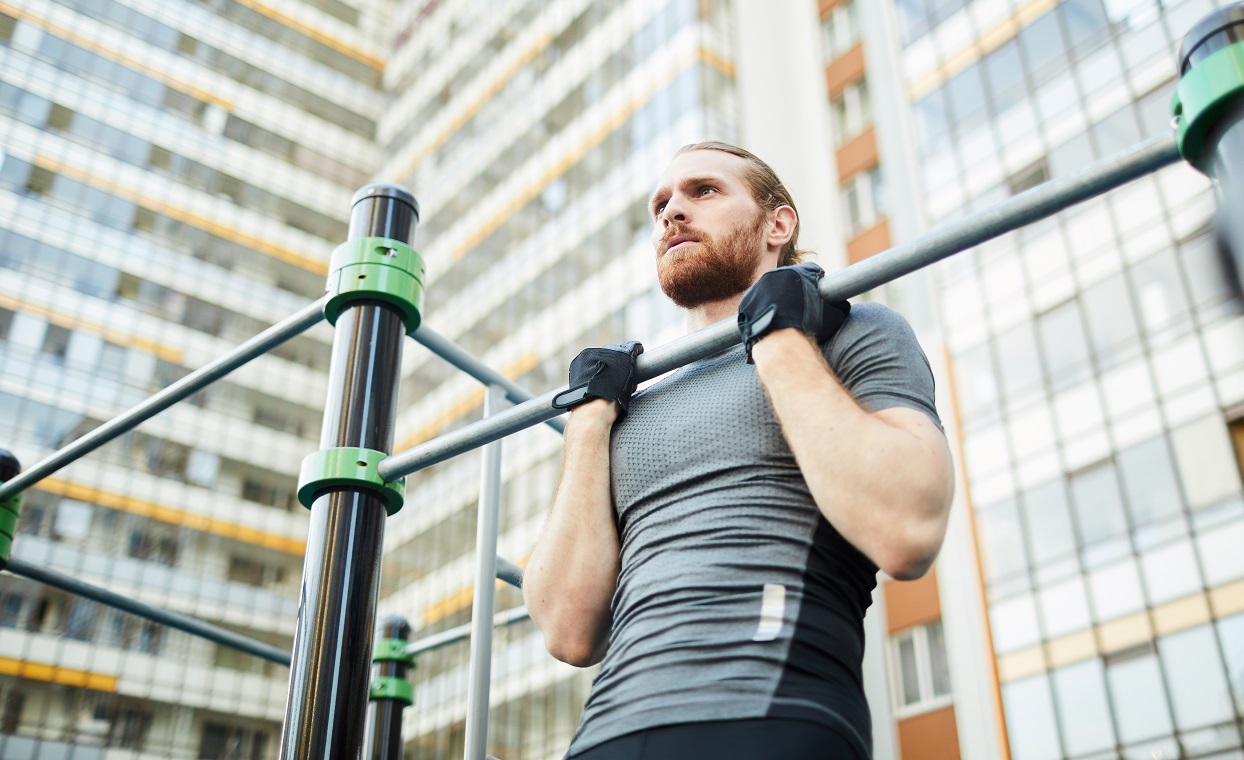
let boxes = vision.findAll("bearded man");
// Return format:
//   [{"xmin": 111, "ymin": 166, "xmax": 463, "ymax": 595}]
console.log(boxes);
[{"xmin": 522, "ymin": 142, "xmax": 955, "ymax": 760}]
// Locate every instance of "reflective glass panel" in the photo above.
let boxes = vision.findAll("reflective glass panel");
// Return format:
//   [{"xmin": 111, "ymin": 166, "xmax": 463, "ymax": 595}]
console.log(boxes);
[
  {"xmin": 1002, "ymin": 674, "xmax": 1062, "ymax": 760},
  {"xmin": 1216, "ymin": 613, "xmax": 1244, "ymax": 708},
  {"xmin": 1116, "ymin": 436, "xmax": 1183, "ymax": 527},
  {"xmin": 1079, "ymin": 272, "xmax": 1139, "ymax": 370},
  {"xmin": 1039, "ymin": 576, "xmax": 1092, "ymax": 637},
  {"xmin": 1051, "ymin": 658, "xmax": 1116, "ymax": 755},
  {"xmin": 1087, "ymin": 558, "xmax": 1145, "ymax": 621},
  {"xmin": 1130, "ymin": 250, "xmax": 1191, "ymax": 338},
  {"xmin": 1070, "ymin": 463, "xmax": 1128, "ymax": 546},
  {"xmin": 1140, "ymin": 539, "xmax": 1202, "ymax": 604},
  {"xmin": 1158, "ymin": 625, "xmax": 1234, "ymax": 729},
  {"xmin": 979, "ymin": 499, "xmax": 1029, "ymax": 582},
  {"xmin": 1037, "ymin": 300, "xmax": 1092, "ymax": 390},
  {"xmin": 995, "ymin": 321, "xmax": 1044, "ymax": 400},
  {"xmin": 1022, "ymin": 479, "xmax": 1077, "ymax": 563},
  {"xmin": 1018, "ymin": 12, "xmax": 1068, "ymax": 84},
  {"xmin": 984, "ymin": 40, "xmax": 1026, "ymax": 114},
  {"xmin": 1107, "ymin": 653, "xmax": 1174, "ymax": 743}
]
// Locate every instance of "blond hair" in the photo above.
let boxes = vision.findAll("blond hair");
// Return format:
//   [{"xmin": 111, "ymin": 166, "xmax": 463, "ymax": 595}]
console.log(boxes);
[{"xmin": 675, "ymin": 141, "xmax": 804, "ymax": 266}]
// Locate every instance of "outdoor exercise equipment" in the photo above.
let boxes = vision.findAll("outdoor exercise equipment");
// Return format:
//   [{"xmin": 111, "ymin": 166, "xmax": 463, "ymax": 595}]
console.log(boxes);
[{"xmin": 2, "ymin": 6, "xmax": 1243, "ymax": 758}]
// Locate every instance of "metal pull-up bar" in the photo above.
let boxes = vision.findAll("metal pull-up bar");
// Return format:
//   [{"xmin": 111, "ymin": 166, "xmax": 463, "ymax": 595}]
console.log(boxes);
[{"xmin": 376, "ymin": 133, "xmax": 1184, "ymax": 482}]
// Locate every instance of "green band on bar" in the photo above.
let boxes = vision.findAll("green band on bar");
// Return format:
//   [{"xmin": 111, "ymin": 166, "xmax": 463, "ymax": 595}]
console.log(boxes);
[
  {"xmin": 369, "ymin": 676, "xmax": 414, "ymax": 705},
  {"xmin": 323, "ymin": 237, "xmax": 425, "ymax": 335},
  {"xmin": 1173, "ymin": 41, "xmax": 1244, "ymax": 167},
  {"xmin": 373, "ymin": 637, "xmax": 415, "ymax": 666},
  {"xmin": 0, "ymin": 492, "xmax": 22, "ymax": 569},
  {"xmin": 297, "ymin": 448, "xmax": 405, "ymax": 515}
]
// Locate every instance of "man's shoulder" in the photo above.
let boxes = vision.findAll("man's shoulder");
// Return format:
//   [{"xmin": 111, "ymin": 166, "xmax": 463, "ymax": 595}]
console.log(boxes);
[{"xmin": 830, "ymin": 301, "xmax": 919, "ymax": 350}]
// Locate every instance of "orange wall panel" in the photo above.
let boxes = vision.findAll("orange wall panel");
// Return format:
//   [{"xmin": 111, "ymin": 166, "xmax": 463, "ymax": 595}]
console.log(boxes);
[
  {"xmin": 898, "ymin": 705, "xmax": 961, "ymax": 760},
  {"xmin": 883, "ymin": 566, "xmax": 941, "ymax": 634},
  {"xmin": 826, "ymin": 43, "xmax": 866, "ymax": 98},
  {"xmin": 836, "ymin": 127, "xmax": 878, "ymax": 184},
  {"xmin": 845, "ymin": 218, "xmax": 891, "ymax": 265},
  {"xmin": 819, "ymin": 0, "xmax": 849, "ymax": 18}
]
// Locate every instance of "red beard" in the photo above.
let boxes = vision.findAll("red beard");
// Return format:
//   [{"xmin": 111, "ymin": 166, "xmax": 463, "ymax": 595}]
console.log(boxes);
[{"xmin": 656, "ymin": 211, "xmax": 766, "ymax": 309}]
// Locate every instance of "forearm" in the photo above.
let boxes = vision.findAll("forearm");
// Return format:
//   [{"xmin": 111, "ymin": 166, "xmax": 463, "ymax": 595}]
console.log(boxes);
[
  {"xmin": 752, "ymin": 329, "xmax": 953, "ymax": 578},
  {"xmin": 522, "ymin": 401, "xmax": 621, "ymax": 665}
]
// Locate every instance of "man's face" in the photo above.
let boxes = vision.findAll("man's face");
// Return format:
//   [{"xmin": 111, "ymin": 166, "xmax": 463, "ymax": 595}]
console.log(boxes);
[{"xmin": 649, "ymin": 150, "xmax": 771, "ymax": 309}]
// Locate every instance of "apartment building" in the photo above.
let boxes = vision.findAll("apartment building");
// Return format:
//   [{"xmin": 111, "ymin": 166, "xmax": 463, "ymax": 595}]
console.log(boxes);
[{"xmin": 0, "ymin": 0, "xmax": 386, "ymax": 755}]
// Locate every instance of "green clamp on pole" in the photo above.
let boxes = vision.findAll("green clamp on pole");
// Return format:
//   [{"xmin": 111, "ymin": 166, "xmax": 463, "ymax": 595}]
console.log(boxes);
[
  {"xmin": 297, "ymin": 447, "xmax": 406, "ymax": 516},
  {"xmin": 0, "ymin": 450, "xmax": 22, "ymax": 571},
  {"xmin": 1172, "ymin": 40, "xmax": 1244, "ymax": 170},
  {"xmin": 323, "ymin": 237, "xmax": 426, "ymax": 335},
  {"xmin": 368, "ymin": 676, "xmax": 414, "ymax": 706},
  {"xmin": 373, "ymin": 637, "xmax": 416, "ymax": 666}
]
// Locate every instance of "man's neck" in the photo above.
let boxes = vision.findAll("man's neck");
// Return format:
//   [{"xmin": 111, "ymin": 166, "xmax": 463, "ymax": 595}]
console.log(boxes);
[{"xmin": 685, "ymin": 293, "xmax": 745, "ymax": 333}]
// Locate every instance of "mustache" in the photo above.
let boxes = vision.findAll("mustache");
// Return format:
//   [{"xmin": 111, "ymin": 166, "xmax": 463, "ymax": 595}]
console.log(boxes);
[{"xmin": 659, "ymin": 223, "xmax": 708, "ymax": 254}]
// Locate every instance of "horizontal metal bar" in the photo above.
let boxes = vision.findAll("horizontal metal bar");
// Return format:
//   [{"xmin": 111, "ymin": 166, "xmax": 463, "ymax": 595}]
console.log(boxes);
[
  {"xmin": 379, "ymin": 135, "xmax": 1183, "ymax": 481},
  {"xmin": 412, "ymin": 324, "xmax": 565, "ymax": 434},
  {"xmin": 5, "ymin": 557, "xmax": 291, "ymax": 666},
  {"xmin": 406, "ymin": 605, "xmax": 530, "ymax": 658},
  {"xmin": 495, "ymin": 556, "xmax": 523, "ymax": 588},
  {"xmin": 0, "ymin": 297, "xmax": 329, "ymax": 500}
]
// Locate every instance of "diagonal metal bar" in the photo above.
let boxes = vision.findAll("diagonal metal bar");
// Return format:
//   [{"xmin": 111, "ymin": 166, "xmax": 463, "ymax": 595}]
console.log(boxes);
[
  {"xmin": 5, "ymin": 557, "xmax": 291, "ymax": 665},
  {"xmin": 379, "ymin": 135, "xmax": 1183, "ymax": 482},
  {"xmin": 0, "ymin": 297, "xmax": 329, "ymax": 501},
  {"xmin": 405, "ymin": 605, "xmax": 531, "ymax": 658},
  {"xmin": 413, "ymin": 324, "xmax": 565, "ymax": 434}
]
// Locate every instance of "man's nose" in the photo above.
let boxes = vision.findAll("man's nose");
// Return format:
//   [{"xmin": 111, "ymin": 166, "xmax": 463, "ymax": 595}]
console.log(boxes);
[{"xmin": 660, "ymin": 196, "xmax": 688, "ymax": 225}]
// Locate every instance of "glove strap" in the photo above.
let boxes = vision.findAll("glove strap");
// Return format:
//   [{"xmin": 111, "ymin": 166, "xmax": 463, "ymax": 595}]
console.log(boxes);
[{"xmin": 551, "ymin": 386, "xmax": 591, "ymax": 409}]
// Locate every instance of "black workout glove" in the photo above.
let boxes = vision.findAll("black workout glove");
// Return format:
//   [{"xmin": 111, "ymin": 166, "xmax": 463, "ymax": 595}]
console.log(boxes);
[
  {"xmin": 737, "ymin": 263, "xmax": 851, "ymax": 363},
  {"xmin": 550, "ymin": 341, "xmax": 645, "ymax": 412}
]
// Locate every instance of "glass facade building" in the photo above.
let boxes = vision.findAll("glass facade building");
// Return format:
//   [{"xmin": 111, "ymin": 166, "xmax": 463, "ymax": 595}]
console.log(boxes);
[
  {"xmin": 0, "ymin": 0, "xmax": 382, "ymax": 755},
  {"xmin": 376, "ymin": 1, "xmax": 739, "ymax": 756},
  {"xmin": 886, "ymin": 0, "xmax": 1244, "ymax": 757}
]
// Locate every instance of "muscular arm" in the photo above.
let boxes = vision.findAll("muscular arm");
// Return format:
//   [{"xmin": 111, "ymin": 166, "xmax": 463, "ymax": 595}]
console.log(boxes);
[
  {"xmin": 751, "ymin": 328, "xmax": 954, "ymax": 579},
  {"xmin": 522, "ymin": 399, "xmax": 621, "ymax": 666}
]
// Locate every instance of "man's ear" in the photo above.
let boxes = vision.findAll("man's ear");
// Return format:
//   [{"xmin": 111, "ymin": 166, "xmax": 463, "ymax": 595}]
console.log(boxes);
[{"xmin": 768, "ymin": 206, "xmax": 797, "ymax": 251}]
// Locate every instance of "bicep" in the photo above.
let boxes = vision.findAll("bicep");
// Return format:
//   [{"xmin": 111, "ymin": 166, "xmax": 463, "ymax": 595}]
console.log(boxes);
[{"xmin": 873, "ymin": 406, "xmax": 954, "ymax": 504}]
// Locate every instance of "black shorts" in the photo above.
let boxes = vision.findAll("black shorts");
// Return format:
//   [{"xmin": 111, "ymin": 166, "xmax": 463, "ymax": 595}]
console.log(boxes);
[{"xmin": 568, "ymin": 718, "xmax": 867, "ymax": 760}]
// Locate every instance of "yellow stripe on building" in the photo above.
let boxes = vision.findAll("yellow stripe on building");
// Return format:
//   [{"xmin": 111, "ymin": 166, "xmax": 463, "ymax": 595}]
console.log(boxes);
[
  {"xmin": 231, "ymin": 0, "xmax": 384, "ymax": 69},
  {"xmin": 0, "ymin": 657, "xmax": 118, "ymax": 692},
  {"xmin": 387, "ymin": 33, "xmax": 554, "ymax": 180},
  {"xmin": 0, "ymin": 1, "xmax": 232, "ymax": 110},
  {"xmin": 32, "ymin": 156, "xmax": 328, "ymax": 275},
  {"xmin": 448, "ymin": 48, "xmax": 701, "ymax": 262},
  {"xmin": 0, "ymin": 292, "xmax": 182, "ymax": 364},
  {"xmin": 422, "ymin": 554, "xmax": 529, "ymax": 626},
  {"xmin": 36, "ymin": 478, "xmax": 306, "ymax": 556},
  {"xmin": 907, "ymin": 0, "xmax": 1060, "ymax": 101},
  {"xmin": 396, "ymin": 351, "xmax": 540, "ymax": 451}
]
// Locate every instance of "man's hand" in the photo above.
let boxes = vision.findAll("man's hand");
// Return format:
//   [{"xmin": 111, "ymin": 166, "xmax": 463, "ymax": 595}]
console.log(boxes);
[
  {"xmin": 551, "ymin": 341, "xmax": 644, "ymax": 412},
  {"xmin": 737, "ymin": 263, "xmax": 850, "ymax": 362}
]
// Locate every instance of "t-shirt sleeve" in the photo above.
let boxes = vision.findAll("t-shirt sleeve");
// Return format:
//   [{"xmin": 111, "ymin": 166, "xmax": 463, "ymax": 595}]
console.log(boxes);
[{"xmin": 822, "ymin": 301, "xmax": 942, "ymax": 430}]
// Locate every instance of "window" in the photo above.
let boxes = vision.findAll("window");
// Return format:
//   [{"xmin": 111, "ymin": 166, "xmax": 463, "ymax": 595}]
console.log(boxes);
[
  {"xmin": 831, "ymin": 79, "xmax": 871, "ymax": 142},
  {"xmin": 842, "ymin": 167, "xmax": 886, "ymax": 235},
  {"xmin": 821, "ymin": 1, "xmax": 858, "ymax": 60},
  {"xmin": 199, "ymin": 722, "xmax": 271, "ymax": 760},
  {"xmin": 889, "ymin": 620, "xmax": 952, "ymax": 712}
]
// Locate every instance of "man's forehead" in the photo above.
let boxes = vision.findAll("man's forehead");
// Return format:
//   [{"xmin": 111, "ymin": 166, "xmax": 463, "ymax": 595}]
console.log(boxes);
[{"xmin": 655, "ymin": 149, "xmax": 747, "ymax": 189}]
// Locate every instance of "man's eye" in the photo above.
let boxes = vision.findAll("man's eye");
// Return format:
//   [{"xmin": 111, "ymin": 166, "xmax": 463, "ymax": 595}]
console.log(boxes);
[
  {"xmin": 654, "ymin": 202, "xmax": 667, "ymax": 216},
  {"xmin": 698, "ymin": 186, "xmax": 715, "ymax": 196}
]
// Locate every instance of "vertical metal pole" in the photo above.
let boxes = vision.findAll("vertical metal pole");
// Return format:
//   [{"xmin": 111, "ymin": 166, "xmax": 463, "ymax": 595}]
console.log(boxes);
[
  {"xmin": 363, "ymin": 615, "xmax": 414, "ymax": 760},
  {"xmin": 464, "ymin": 385, "xmax": 505, "ymax": 760},
  {"xmin": 279, "ymin": 185, "xmax": 418, "ymax": 759}
]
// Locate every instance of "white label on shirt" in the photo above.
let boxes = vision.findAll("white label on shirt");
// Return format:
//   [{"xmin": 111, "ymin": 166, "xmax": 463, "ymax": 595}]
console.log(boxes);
[{"xmin": 753, "ymin": 583, "xmax": 786, "ymax": 642}]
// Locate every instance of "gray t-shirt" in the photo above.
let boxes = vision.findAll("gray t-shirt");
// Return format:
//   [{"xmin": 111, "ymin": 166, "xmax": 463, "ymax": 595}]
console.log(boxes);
[{"xmin": 566, "ymin": 302, "xmax": 941, "ymax": 758}]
